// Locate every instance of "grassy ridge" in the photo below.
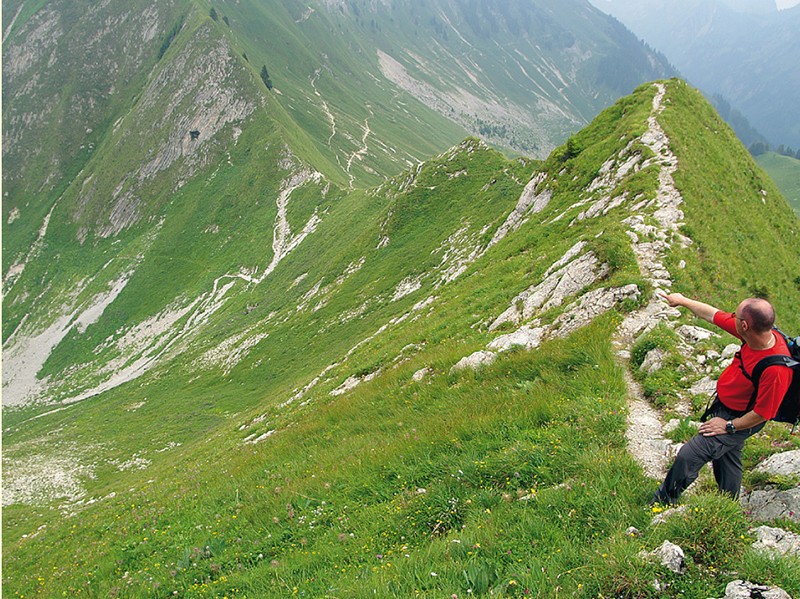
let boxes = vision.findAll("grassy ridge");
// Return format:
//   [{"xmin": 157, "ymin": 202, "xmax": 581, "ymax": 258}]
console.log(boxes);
[{"xmin": 659, "ymin": 81, "xmax": 800, "ymax": 318}]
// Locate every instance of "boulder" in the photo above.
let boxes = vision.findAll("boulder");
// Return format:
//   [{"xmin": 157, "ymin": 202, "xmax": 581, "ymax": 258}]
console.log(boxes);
[
  {"xmin": 554, "ymin": 284, "xmax": 640, "ymax": 338},
  {"xmin": 640, "ymin": 347, "xmax": 666, "ymax": 374},
  {"xmin": 625, "ymin": 526, "xmax": 641, "ymax": 537},
  {"xmin": 755, "ymin": 449, "xmax": 800, "ymax": 477},
  {"xmin": 451, "ymin": 350, "xmax": 496, "ymax": 372},
  {"xmin": 488, "ymin": 325, "xmax": 546, "ymax": 352},
  {"xmin": 677, "ymin": 325, "xmax": 716, "ymax": 343},
  {"xmin": 688, "ymin": 376, "xmax": 716, "ymax": 397},
  {"xmin": 707, "ymin": 580, "xmax": 791, "ymax": 599},
  {"xmin": 412, "ymin": 367, "xmax": 432, "ymax": 382},
  {"xmin": 646, "ymin": 540, "xmax": 686, "ymax": 574},
  {"xmin": 741, "ymin": 488, "xmax": 800, "ymax": 523},
  {"xmin": 751, "ymin": 525, "xmax": 800, "ymax": 558},
  {"xmin": 488, "ymin": 243, "xmax": 599, "ymax": 331}
]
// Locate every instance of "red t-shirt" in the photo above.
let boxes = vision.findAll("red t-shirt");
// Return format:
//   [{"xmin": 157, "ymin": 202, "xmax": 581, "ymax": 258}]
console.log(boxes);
[{"xmin": 714, "ymin": 311, "xmax": 792, "ymax": 419}]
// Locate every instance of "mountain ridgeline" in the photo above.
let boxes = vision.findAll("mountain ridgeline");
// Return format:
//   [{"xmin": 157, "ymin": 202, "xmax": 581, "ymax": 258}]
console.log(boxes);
[
  {"xmin": 3, "ymin": 0, "xmax": 800, "ymax": 597},
  {"xmin": 2, "ymin": 0, "xmax": 674, "ymax": 268}
]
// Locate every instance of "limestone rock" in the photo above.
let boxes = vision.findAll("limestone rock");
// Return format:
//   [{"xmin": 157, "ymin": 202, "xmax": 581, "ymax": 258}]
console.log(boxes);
[
  {"xmin": 677, "ymin": 325, "xmax": 716, "ymax": 343},
  {"xmin": 487, "ymin": 326, "xmax": 546, "ymax": 352},
  {"xmin": 755, "ymin": 449, "xmax": 800, "ymax": 477},
  {"xmin": 642, "ymin": 540, "xmax": 686, "ymax": 574},
  {"xmin": 721, "ymin": 344, "xmax": 740, "ymax": 361},
  {"xmin": 741, "ymin": 488, "xmax": 800, "ymax": 523},
  {"xmin": 707, "ymin": 580, "xmax": 791, "ymax": 599},
  {"xmin": 625, "ymin": 526, "xmax": 641, "ymax": 537},
  {"xmin": 616, "ymin": 293, "xmax": 680, "ymax": 344},
  {"xmin": 488, "ymin": 245, "xmax": 605, "ymax": 331},
  {"xmin": 525, "ymin": 252, "xmax": 608, "ymax": 319},
  {"xmin": 554, "ymin": 284, "xmax": 640, "ymax": 338},
  {"xmin": 412, "ymin": 367, "xmax": 433, "ymax": 382},
  {"xmin": 640, "ymin": 347, "xmax": 666, "ymax": 374},
  {"xmin": 489, "ymin": 305, "xmax": 522, "ymax": 332},
  {"xmin": 451, "ymin": 350, "xmax": 496, "ymax": 372},
  {"xmin": 488, "ymin": 172, "xmax": 550, "ymax": 248},
  {"xmin": 751, "ymin": 525, "xmax": 800, "ymax": 558},
  {"xmin": 689, "ymin": 376, "xmax": 716, "ymax": 397},
  {"xmin": 330, "ymin": 376, "xmax": 361, "ymax": 396}
]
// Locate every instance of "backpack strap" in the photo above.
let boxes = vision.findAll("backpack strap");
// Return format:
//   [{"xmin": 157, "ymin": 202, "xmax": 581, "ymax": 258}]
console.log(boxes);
[
  {"xmin": 751, "ymin": 355, "xmax": 799, "ymax": 385},
  {"xmin": 700, "ymin": 393, "xmax": 722, "ymax": 422},
  {"xmin": 744, "ymin": 354, "xmax": 799, "ymax": 413},
  {"xmin": 734, "ymin": 347, "xmax": 751, "ymax": 381}
]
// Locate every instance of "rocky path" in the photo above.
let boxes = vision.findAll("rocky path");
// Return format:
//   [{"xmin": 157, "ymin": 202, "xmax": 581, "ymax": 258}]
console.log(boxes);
[{"xmin": 613, "ymin": 82, "xmax": 687, "ymax": 479}]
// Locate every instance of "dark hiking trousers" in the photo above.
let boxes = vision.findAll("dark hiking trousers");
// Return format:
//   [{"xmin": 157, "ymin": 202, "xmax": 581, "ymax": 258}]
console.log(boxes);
[{"xmin": 653, "ymin": 403, "xmax": 765, "ymax": 505}]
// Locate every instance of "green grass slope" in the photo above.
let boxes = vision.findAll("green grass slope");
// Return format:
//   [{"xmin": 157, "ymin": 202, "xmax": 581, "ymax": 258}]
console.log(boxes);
[
  {"xmin": 756, "ymin": 152, "xmax": 800, "ymax": 215},
  {"xmin": 4, "ymin": 80, "xmax": 800, "ymax": 598}
]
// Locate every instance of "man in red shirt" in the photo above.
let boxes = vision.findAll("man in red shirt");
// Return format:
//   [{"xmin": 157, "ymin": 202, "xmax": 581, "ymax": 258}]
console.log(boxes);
[{"xmin": 651, "ymin": 293, "xmax": 792, "ymax": 505}]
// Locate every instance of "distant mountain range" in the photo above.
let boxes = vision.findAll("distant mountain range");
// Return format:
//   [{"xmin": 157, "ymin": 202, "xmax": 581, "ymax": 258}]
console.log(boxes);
[{"xmin": 589, "ymin": 0, "xmax": 800, "ymax": 149}]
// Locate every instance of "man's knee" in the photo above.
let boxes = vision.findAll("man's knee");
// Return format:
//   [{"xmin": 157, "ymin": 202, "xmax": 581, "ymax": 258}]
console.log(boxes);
[{"xmin": 675, "ymin": 435, "xmax": 715, "ymax": 469}]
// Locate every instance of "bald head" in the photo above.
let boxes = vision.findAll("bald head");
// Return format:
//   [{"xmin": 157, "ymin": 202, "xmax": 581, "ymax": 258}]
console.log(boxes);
[{"xmin": 738, "ymin": 298, "xmax": 775, "ymax": 334}]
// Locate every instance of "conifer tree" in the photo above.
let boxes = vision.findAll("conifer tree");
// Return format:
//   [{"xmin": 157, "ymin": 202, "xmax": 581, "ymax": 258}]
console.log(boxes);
[{"xmin": 260, "ymin": 65, "xmax": 273, "ymax": 90}]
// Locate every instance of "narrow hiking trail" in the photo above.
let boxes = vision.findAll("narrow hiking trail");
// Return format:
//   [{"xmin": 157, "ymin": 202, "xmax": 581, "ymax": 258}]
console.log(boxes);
[{"xmin": 612, "ymin": 82, "xmax": 688, "ymax": 479}]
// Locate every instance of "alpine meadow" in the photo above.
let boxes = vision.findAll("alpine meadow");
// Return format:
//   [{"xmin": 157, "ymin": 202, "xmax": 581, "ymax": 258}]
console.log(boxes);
[{"xmin": 2, "ymin": 1, "xmax": 800, "ymax": 598}]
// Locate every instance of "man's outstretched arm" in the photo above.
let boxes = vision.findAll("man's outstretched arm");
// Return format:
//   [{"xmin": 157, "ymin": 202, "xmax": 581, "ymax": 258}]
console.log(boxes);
[{"xmin": 661, "ymin": 292, "xmax": 719, "ymax": 323}]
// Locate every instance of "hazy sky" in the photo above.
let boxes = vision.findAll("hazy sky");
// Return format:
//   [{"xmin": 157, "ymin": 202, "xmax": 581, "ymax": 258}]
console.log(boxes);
[{"xmin": 776, "ymin": 0, "xmax": 800, "ymax": 7}]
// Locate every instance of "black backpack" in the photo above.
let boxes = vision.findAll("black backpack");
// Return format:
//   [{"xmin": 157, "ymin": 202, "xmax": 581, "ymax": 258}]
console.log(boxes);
[{"xmin": 742, "ymin": 328, "xmax": 800, "ymax": 427}]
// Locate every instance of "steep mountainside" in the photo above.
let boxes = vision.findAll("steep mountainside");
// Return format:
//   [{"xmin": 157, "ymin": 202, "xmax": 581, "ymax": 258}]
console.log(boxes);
[
  {"xmin": 313, "ymin": 0, "xmax": 675, "ymax": 156},
  {"xmin": 3, "ymin": 0, "xmax": 674, "ymax": 409},
  {"xmin": 588, "ymin": 0, "xmax": 800, "ymax": 148},
  {"xmin": 2, "ymin": 0, "xmax": 674, "ymax": 270},
  {"xmin": 4, "ymin": 78, "xmax": 800, "ymax": 596}
]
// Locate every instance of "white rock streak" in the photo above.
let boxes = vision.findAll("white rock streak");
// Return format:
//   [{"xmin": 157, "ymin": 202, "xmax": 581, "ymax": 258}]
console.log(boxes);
[
  {"xmin": 5, "ymin": 165, "xmax": 324, "ymax": 407},
  {"xmin": 2, "ymin": 3, "xmax": 24, "ymax": 44},
  {"xmin": 489, "ymin": 247, "xmax": 607, "ymax": 331},
  {"xmin": 2, "ymin": 271, "xmax": 133, "ymax": 406},
  {"xmin": 488, "ymin": 172, "xmax": 551, "ymax": 249},
  {"xmin": 152, "ymin": 168, "xmax": 324, "ymax": 379},
  {"xmin": 311, "ymin": 69, "xmax": 336, "ymax": 146},
  {"xmin": 346, "ymin": 115, "xmax": 371, "ymax": 188}
]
